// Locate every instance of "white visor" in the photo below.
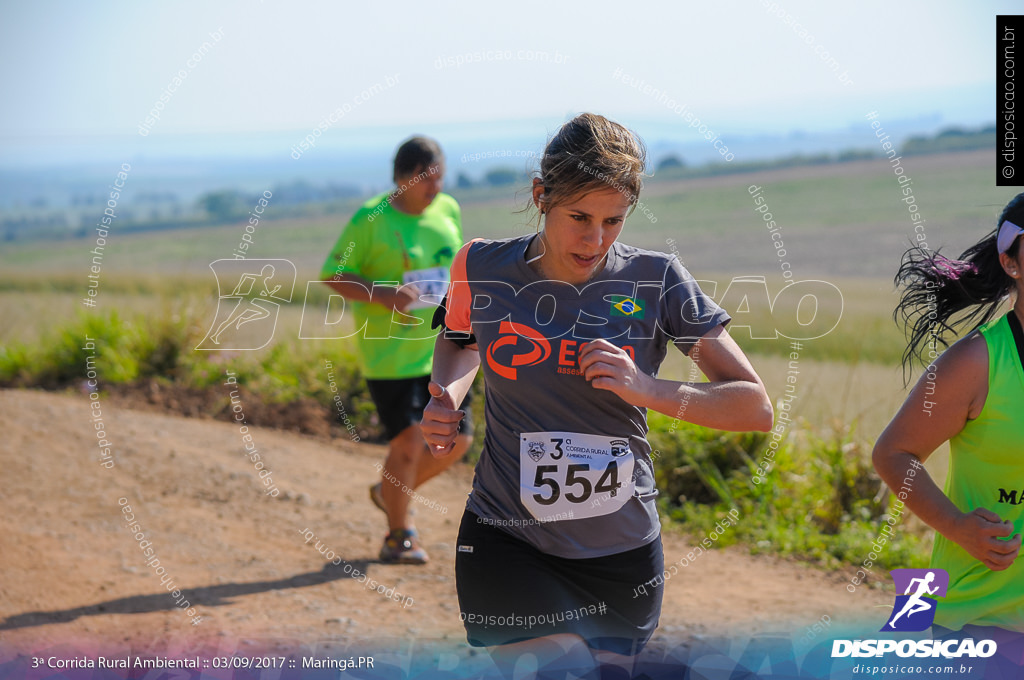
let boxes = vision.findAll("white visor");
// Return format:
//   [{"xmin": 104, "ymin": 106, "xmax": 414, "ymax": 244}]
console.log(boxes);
[{"xmin": 998, "ymin": 220, "xmax": 1024, "ymax": 254}]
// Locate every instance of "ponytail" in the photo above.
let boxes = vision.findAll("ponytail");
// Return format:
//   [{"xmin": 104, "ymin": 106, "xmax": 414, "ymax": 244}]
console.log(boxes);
[{"xmin": 894, "ymin": 193, "xmax": 1024, "ymax": 379}]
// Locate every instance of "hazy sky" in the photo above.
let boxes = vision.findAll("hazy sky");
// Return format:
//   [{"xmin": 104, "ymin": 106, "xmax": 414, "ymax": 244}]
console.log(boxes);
[{"xmin": 0, "ymin": 0, "xmax": 1013, "ymax": 144}]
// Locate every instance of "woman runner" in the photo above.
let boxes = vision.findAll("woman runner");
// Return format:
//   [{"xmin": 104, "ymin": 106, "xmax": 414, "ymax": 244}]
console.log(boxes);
[
  {"xmin": 874, "ymin": 192, "xmax": 1024, "ymax": 634},
  {"xmin": 421, "ymin": 113, "xmax": 773, "ymax": 675}
]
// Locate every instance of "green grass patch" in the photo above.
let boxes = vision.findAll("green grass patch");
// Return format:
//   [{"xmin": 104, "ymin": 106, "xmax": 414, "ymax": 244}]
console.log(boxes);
[{"xmin": 648, "ymin": 412, "xmax": 929, "ymax": 571}]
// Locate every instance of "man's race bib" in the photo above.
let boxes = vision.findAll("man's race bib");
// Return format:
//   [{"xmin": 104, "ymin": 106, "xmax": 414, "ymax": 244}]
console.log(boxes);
[
  {"xmin": 402, "ymin": 266, "xmax": 449, "ymax": 310},
  {"xmin": 519, "ymin": 431, "xmax": 635, "ymax": 522}
]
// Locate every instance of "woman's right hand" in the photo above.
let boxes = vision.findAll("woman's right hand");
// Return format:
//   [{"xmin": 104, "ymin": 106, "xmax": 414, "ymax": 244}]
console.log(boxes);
[
  {"xmin": 420, "ymin": 381, "xmax": 464, "ymax": 458},
  {"xmin": 951, "ymin": 507, "xmax": 1022, "ymax": 570}
]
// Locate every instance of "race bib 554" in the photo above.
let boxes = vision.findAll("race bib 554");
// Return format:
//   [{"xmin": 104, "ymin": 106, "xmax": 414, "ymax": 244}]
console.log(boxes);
[{"xmin": 519, "ymin": 431, "xmax": 635, "ymax": 522}]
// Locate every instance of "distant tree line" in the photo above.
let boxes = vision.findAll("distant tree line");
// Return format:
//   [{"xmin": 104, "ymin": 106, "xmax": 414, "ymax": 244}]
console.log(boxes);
[
  {"xmin": 645, "ymin": 123, "xmax": 995, "ymax": 182},
  {"xmin": 197, "ymin": 180, "xmax": 362, "ymax": 222}
]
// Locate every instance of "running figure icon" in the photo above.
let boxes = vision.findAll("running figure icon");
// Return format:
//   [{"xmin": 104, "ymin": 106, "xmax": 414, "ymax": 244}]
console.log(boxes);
[
  {"xmin": 197, "ymin": 258, "xmax": 296, "ymax": 351},
  {"xmin": 887, "ymin": 571, "xmax": 939, "ymax": 628},
  {"xmin": 211, "ymin": 264, "xmax": 283, "ymax": 344}
]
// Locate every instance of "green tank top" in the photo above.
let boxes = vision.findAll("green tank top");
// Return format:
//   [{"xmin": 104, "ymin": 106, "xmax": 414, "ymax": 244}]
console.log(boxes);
[{"xmin": 931, "ymin": 312, "xmax": 1024, "ymax": 631}]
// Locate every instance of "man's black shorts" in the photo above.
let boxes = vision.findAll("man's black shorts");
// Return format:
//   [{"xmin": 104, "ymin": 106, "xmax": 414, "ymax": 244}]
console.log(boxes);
[
  {"xmin": 455, "ymin": 510, "xmax": 663, "ymax": 655},
  {"xmin": 365, "ymin": 375, "xmax": 474, "ymax": 441}
]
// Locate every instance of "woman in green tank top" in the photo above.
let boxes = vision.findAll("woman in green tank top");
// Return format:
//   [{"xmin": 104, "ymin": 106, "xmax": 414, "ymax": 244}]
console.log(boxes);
[{"xmin": 874, "ymin": 192, "xmax": 1024, "ymax": 632}]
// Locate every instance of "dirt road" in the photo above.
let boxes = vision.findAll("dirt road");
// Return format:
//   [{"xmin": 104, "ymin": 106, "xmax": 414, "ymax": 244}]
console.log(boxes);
[{"xmin": 0, "ymin": 388, "xmax": 887, "ymax": 659}]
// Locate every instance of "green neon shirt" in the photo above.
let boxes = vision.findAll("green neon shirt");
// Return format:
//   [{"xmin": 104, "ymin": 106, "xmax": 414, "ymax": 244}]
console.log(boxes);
[
  {"xmin": 932, "ymin": 313, "xmax": 1024, "ymax": 631},
  {"xmin": 320, "ymin": 192, "xmax": 463, "ymax": 379}
]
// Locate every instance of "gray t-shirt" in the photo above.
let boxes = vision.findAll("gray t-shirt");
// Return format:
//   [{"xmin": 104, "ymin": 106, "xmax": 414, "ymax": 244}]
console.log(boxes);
[{"xmin": 445, "ymin": 234, "xmax": 730, "ymax": 558}]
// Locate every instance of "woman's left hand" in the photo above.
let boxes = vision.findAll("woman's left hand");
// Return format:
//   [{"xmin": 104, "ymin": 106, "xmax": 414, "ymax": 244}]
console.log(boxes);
[{"xmin": 578, "ymin": 339, "xmax": 652, "ymax": 406}]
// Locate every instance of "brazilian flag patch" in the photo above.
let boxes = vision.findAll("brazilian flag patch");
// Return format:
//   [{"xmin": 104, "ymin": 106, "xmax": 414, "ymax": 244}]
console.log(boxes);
[{"xmin": 610, "ymin": 295, "xmax": 644, "ymax": 319}]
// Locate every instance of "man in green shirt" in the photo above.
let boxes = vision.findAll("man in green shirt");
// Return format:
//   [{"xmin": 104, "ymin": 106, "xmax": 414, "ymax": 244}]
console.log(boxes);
[{"xmin": 321, "ymin": 137, "xmax": 473, "ymax": 564}]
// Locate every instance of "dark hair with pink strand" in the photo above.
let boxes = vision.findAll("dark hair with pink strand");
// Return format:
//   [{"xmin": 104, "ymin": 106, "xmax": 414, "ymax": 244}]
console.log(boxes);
[{"xmin": 894, "ymin": 192, "xmax": 1024, "ymax": 379}]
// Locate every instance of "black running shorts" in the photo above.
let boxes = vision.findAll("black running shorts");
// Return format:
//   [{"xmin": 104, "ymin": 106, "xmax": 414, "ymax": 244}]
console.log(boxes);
[
  {"xmin": 365, "ymin": 375, "xmax": 474, "ymax": 442},
  {"xmin": 455, "ymin": 510, "xmax": 663, "ymax": 655}
]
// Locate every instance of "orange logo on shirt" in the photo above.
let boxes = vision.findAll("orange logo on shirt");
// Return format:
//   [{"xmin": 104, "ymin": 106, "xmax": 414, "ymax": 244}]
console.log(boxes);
[{"xmin": 485, "ymin": 321, "xmax": 552, "ymax": 380}]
